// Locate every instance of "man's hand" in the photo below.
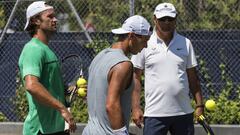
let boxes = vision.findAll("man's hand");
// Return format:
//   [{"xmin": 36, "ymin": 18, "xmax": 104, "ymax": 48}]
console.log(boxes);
[
  {"xmin": 132, "ymin": 107, "xmax": 144, "ymax": 128},
  {"xmin": 195, "ymin": 107, "xmax": 204, "ymax": 118},
  {"xmin": 60, "ymin": 108, "xmax": 76, "ymax": 133}
]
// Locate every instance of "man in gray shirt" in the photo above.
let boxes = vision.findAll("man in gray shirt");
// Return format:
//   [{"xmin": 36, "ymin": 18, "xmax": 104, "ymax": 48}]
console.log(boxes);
[{"xmin": 82, "ymin": 15, "xmax": 152, "ymax": 135}]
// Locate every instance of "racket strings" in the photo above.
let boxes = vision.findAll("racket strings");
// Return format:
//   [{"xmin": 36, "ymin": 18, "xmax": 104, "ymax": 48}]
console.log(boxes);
[
  {"xmin": 61, "ymin": 55, "xmax": 83, "ymax": 107},
  {"xmin": 62, "ymin": 56, "xmax": 82, "ymax": 87}
]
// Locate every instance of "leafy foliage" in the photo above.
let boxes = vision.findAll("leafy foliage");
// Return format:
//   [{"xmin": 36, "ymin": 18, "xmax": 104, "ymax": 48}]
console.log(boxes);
[
  {"xmin": 0, "ymin": 0, "xmax": 239, "ymax": 31},
  {"xmin": 86, "ymin": 36, "xmax": 111, "ymax": 54},
  {"xmin": 51, "ymin": 0, "xmax": 240, "ymax": 31},
  {"xmin": 195, "ymin": 60, "xmax": 240, "ymax": 124},
  {"xmin": 13, "ymin": 72, "xmax": 28, "ymax": 121},
  {"xmin": 70, "ymin": 98, "xmax": 88, "ymax": 123},
  {"xmin": 0, "ymin": 3, "xmax": 6, "ymax": 28},
  {"xmin": 0, "ymin": 112, "xmax": 8, "ymax": 122}
]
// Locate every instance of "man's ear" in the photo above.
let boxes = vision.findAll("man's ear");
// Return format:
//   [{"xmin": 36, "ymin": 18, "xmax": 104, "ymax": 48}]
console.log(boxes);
[
  {"xmin": 31, "ymin": 18, "xmax": 41, "ymax": 25},
  {"xmin": 35, "ymin": 19, "xmax": 41, "ymax": 25}
]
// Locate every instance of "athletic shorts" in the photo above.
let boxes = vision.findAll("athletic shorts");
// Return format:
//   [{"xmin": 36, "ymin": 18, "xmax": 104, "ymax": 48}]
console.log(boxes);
[
  {"xmin": 38, "ymin": 130, "xmax": 70, "ymax": 135},
  {"xmin": 143, "ymin": 113, "xmax": 194, "ymax": 135}
]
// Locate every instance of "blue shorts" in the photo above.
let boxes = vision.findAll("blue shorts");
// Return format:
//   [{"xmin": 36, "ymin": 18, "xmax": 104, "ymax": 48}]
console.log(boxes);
[{"xmin": 143, "ymin": 113, "xmax": 194, "ymax": 135}]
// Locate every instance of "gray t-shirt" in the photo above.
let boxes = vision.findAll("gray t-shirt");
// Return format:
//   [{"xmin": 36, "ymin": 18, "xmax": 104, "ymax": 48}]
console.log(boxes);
[{"xmin": 82, "ymin": 48, "xmax": 134, "ymax": 135}]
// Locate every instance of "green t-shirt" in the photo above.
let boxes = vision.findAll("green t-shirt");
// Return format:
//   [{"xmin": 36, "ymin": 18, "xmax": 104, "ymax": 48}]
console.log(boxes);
[{"xmin": 18, "ymin": 38, "xmax": 66, "ymax": 135}]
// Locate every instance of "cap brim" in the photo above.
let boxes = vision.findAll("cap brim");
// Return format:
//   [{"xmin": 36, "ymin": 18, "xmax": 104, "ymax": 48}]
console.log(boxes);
[
  {"xmin": 112, "ymin": 28, "xmax": 130, "ymax": 34},
  {"xmin": 155, "ymin": 12, "xmax": 176, "ymax": 19}
]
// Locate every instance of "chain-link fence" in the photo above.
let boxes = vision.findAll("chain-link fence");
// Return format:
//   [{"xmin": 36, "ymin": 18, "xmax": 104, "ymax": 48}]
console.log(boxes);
[{"xmin": 0, "ymin": 0, "xmax": 240, "ymax": 123}]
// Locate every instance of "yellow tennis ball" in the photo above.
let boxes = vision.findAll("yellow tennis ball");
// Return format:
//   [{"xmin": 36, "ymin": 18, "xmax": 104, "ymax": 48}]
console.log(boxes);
[
  {"xmin": 77, "ymin": 77, "xmax": 87, "ymax": 87},
  {"xmin": 77, "ymin": 87, "xmax": 87, "ymax": 97},
  {"xmin": 205, "ymin": 100, "xmax": 216, "ymax": 111}
]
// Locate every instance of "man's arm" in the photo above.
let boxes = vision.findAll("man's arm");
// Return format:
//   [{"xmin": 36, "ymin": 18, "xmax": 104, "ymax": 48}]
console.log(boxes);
[
  {"xmin": 25, "ymin": 75, "xmax": 76, "ymax": 132},
  {"xmin": 131, "ymin": 68, "xmax": 144, "ymax": 128},
  {"xmin": 187, "ymin": 67, "xmax": 204, "ymax": 117},
  {"xmin": 106, "ymin": 61, "xmax": 133, "ymax": 130}
]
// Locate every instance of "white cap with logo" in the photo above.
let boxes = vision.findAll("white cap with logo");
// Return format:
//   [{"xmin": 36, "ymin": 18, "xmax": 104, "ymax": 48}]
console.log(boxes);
[
  {"xmin": 154, "ymin": 3, "xmax": 177, "ymax": 19},
  {"xmin": 112, "ymin": 15, "xmax": 152, "ymax": 36},
  {"xmin": 24, "ymin": 1, "xmax": 53, "ymax": 30}
]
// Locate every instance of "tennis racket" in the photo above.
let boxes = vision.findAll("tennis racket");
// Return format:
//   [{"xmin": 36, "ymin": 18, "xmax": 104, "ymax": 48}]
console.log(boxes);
[
  {"xmin": 197, "ymin": 115, "xmax": 215, "ymax": 135},
  {"xmin": 61, "ymin": 54, "xmax": 83, "ymax": 132}
]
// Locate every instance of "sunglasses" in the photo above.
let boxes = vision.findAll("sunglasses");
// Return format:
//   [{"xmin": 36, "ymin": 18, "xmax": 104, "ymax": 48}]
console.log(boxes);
[
  {"xmin": 158, "ymin": 17, "xmax": 176, "ymax": 22},
  {"xmin": 133, "ymin": 34, "xmax": 150, "ymax": 42}
]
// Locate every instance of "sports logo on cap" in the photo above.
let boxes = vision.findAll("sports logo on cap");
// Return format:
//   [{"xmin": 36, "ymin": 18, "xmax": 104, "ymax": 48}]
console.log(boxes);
[{"xmin": 154, "ymin": 3, "xmax": 177, "ymax": 19}]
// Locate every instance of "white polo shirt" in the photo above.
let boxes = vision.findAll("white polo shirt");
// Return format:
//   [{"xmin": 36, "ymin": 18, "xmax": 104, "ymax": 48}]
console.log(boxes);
[{"xmin": 131, "ymin": 30, "xmax": 197, "ymax": 117}]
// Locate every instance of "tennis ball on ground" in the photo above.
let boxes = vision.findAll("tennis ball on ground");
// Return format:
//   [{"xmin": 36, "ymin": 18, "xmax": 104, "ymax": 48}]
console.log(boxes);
[
  {"xmin": 205, "ymin": 100, "xmax": 216, "ymax": 111},
  {"xmin": 77, "ymin": 87, "xmax": 87, "ymax": 97},
  {"xmin": 77, "ymin": 77, "xmax": 87, "ymax": 87}
]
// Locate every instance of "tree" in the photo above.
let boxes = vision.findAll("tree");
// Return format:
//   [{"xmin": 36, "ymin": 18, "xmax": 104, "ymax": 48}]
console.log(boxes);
[{"xmin": 0, "ymin": 3, "xmax": 6, "ymax": 29}]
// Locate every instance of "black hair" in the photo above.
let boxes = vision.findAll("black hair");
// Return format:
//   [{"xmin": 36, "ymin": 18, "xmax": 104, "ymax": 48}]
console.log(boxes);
[{"xmin": 116, "ymin": 34, "xmax": 129, "ymax": 41}]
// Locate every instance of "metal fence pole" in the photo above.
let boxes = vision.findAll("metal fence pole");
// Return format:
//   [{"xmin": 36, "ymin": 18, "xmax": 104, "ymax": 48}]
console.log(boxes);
[
  {"xmin": 129, "ymin": 0, "xmax": 134, "ymax": 16},
  {"xmin": 0, "ymin": 0, "xmax": 20, "ymax": 45},
  {"xmin": 66, "ymin": 0, "xmax": 93, "ymax": 43}
]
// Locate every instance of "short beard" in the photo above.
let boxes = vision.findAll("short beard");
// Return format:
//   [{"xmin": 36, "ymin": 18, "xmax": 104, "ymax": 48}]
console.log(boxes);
[{"xmin": 43, "ymin": 28, "xmax": 57, "ymax": 38}]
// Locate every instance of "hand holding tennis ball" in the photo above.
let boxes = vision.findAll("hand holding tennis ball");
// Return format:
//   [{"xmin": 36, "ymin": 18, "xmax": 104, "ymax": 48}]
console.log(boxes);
[
  {"xmin": 77, "ymin": 77, "xmax": 87, "ymax": 88},
  {"xmin": 205, "ymin": 100, "xmax": 216, "ymax": 111},
  {"xmin": 77, "ymin": 87, "xmax": 87, "ymax": 97}
]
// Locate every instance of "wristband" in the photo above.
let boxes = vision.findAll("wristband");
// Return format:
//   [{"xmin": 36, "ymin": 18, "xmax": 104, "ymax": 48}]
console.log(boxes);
[
  {"xmin": 195, "ymin": 104, "xmax": 204, "ymax": 108},
  {"xmin": 113, "ymin": 126, "xmax": 129, "ymax": 135}
]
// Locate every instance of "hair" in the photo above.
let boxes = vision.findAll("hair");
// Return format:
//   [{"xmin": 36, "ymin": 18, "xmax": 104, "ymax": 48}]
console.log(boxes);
[
  {"xmin": 26, "ymin": 14, "xmax": 42, "ymax": 37},
  {"xmin": 116, "ymin": 34, "xmax": 129, "ymax": 41}
]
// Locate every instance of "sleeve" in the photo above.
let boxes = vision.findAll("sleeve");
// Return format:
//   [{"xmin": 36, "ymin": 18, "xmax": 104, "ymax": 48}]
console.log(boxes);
[
  {"xmin": 22, "ymin": 46, "xmax": 44, "ymax": 79},
  {"xmin": 187, "ymin": 40, "xmax": 198, "ymax": 69},
  {"xmin": 131, "ymin": 49, "xmax": 145, "ymax": 70}
]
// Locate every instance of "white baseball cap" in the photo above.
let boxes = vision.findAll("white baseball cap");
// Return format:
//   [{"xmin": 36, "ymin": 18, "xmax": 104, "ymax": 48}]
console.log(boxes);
[
  {"xmin": 154, "ymin": 3, "xmax": 177, "ymax": 19},
  {"xmin": 112, "ymin": 15, "xmax": 152, "ymax": 36},
  {"xmin": 24, "ymin": 1, "xmax": 53, "ymax": 30}
]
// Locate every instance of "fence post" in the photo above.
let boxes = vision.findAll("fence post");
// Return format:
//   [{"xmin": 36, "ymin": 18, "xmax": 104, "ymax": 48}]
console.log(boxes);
[
  {"xmin": 66, "ymin": 0, "xmax": 93, "ymax": 43},
  {"xmin": 129, "ymin": 0, "xmax": 134, "ymax": 16},
  {"xmin": 0, "ymin": 0, "xmax": 20, "ymax": 45}
]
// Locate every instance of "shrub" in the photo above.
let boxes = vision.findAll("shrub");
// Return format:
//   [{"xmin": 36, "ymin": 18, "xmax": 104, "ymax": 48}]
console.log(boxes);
[
  {"xmin": 0, "ymin": 112, "xmax": 8, "ymax": 122},
  {"xmin": 193, "ymin": 60, "xmax": 240, "ymax": 124}
]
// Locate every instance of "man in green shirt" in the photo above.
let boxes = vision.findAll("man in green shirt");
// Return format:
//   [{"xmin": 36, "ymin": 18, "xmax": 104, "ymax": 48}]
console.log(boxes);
[{"xmin": 18, "ymin": 1, "xmax": 76, "ymax": 135}]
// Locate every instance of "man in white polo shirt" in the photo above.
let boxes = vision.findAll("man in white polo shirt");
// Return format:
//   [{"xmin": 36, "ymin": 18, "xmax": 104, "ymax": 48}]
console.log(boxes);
[{"xmin": 131, "ymin": 2, "xmax": 204, "ymax": 135}]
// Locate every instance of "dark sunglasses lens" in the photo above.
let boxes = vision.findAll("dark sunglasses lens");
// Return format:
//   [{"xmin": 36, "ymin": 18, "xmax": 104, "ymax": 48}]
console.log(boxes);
[
  {"xmin": 149, "ymin": 26, "xmax": 153, "ymax": 32},
  {"xmin": 158, "ymin": 17, "xmax": 175, "ymax": 22}
]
